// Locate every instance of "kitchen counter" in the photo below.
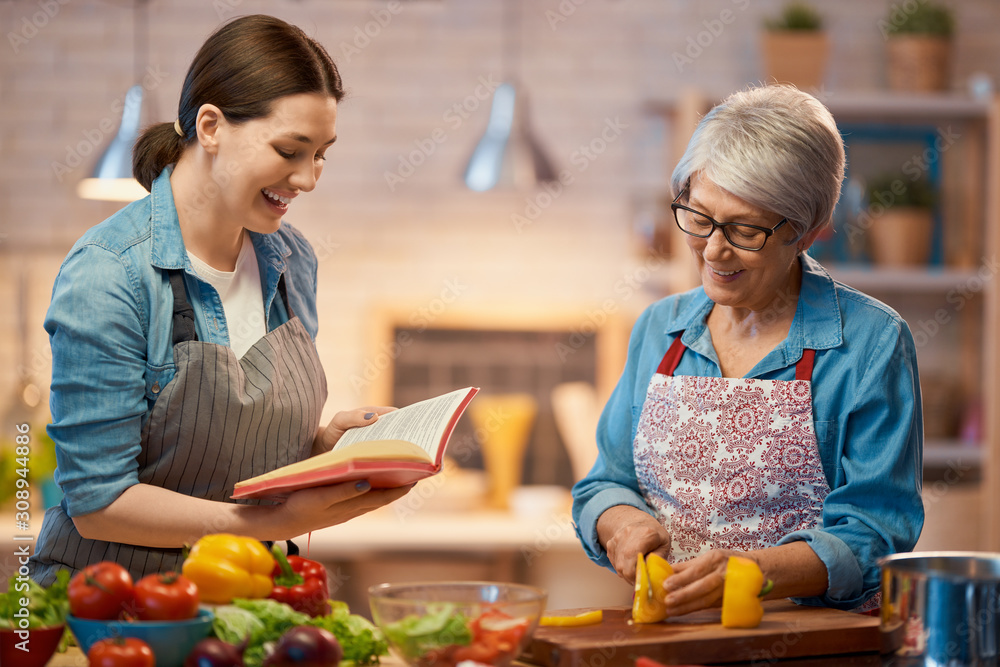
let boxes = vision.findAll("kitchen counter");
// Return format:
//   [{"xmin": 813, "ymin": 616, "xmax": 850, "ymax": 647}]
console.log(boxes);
[
  {"xmin": 45, "ymin": 639, "xmax": 895, "ymax": 667},
  {"xmin": 45, "ymin": 647, "xmax": 83, "ymax": 666},
  {"xmin": 43, "ymin": 598, "xmax": 896, "ymax": 667},
  {"xmin": 289, "ymin": 503, "xmax": 631, "ymax": 612},
  {"xmin": 292, "ymin": 504, "xmax": 582, "ymax": 554}
]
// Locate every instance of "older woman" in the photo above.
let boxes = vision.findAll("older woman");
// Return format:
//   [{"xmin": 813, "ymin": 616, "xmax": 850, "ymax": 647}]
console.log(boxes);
[{"xmin": 572, "ymin": 84, "xmax": 923, "ymax": 613}]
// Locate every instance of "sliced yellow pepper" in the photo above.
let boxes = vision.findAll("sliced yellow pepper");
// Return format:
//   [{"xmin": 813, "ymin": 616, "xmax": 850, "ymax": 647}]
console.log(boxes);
[
  {"xmin": 631, "ymin": 552, "xmax": 674, "ymax": 623},
  {"xmin": 539, "ymin": 609, "xmax": 603, "ymax": 627},
  {"xmin": 720, "ymin": 555, "xmax": 772, "ymax": 629},
  {"xmin": 647, "ymin": 553, "xmax": 673, "ymax": 595},
  {"xmin": 181, "ymin": 533, "xmax": 275, "ymax": 604}
]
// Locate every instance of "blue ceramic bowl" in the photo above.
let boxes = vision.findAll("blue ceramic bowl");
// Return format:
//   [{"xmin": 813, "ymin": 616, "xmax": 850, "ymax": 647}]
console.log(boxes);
[{"xmin": 66, "ymin": 609, "xmax": 214, "ymax": 667}]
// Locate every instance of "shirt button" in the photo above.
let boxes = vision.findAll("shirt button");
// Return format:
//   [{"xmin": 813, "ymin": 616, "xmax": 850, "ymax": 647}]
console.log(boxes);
[{"xmin": 151, "ymin": 382, "xmax": 160, "ymax": 394}]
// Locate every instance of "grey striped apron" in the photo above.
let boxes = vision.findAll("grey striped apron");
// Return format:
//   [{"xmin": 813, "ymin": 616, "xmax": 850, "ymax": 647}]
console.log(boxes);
[{"xmin": 30, "ymin": 270, "xmax": 327, "ymax": 584}]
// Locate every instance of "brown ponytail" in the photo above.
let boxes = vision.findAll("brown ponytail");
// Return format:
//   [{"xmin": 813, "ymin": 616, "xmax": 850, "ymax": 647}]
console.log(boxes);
[
  {"xmin": 133, "ymin": 121, "xmax": 188, "ymax": 192},
  {"xmin": 132, "ymin": 15, "xmax": 344, "ymax": 192}
]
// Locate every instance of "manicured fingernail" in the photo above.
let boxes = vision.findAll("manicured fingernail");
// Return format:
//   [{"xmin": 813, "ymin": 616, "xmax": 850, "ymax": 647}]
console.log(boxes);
[
  {"xmin": 355, "ymin": 480, "xmax": 371, "ymax": 492},
  {"xmin": 363, "ymin": 412, "xmax": 376, "ymax": 420}
]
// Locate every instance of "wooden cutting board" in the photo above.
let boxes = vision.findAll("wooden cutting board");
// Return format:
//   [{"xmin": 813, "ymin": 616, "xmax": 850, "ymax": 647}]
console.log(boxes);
[{"xmin": 521, "ymin": 600, "xmax": 883, "ymax": 667}]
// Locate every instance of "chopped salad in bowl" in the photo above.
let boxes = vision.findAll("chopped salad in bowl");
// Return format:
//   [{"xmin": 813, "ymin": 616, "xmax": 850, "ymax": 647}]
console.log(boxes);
[{"xmin": 368, "ymin": 581, "xmax": 546, "ymax": 667}]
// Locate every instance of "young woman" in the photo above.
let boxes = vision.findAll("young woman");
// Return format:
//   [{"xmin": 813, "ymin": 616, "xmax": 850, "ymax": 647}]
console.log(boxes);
[{"xmin": 31, "ymin": 15, "xmax": 411, "ymax": 584}]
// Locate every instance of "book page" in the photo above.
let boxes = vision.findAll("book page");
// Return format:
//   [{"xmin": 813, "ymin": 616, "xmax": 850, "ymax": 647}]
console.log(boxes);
[
  {"xmin": 238, "ymin": 439, "xmax": 431, "ymax": 484},
  {"xmin": 334, "ymin": 387, "xmax": 473, "ymax": 458}
]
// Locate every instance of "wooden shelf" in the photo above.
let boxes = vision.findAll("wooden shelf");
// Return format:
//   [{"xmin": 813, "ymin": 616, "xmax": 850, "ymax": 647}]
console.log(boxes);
[
  {"xmin": 826, "ymin": 264, "xmax": 981, "ymax": 293},
  {"xmin": 924, "ymin": 439, "xmax": 983, "ymax": 468},
  {"xmin": 824, "ymin": 91, "xmax": 993, "ymax": 120},
  {"xmin": 645, "ymin": 91, "xmax": 994, "ymax": 122}
]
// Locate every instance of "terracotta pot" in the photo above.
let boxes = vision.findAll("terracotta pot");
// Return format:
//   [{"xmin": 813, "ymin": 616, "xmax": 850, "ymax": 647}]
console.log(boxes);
[
  {"xmin": 761, "ymin": 31, "xmax": 830, "ymax": 90},
  {"xmin": 887, "ymin": 35, "xmax": 952, "ymax": 92},
  {"xmin": 867, "ymin": 206, "xmax": 933, "ymax": 266}
]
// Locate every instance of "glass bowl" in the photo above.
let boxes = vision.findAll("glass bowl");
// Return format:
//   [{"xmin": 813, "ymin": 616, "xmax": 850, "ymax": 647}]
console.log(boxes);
[
  {"xmin": 369, "ymin": 581, "xmax": 547, "ymax": 667},
  {"xmin": 66, "ymin": 608, "xmax": 213, "ymax": 667}
]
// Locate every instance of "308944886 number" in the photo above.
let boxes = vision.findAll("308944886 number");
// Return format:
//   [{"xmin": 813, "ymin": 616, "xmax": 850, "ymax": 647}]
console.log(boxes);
[{"xmin": 14, "ymin": 423, "xmax": 31, "ymax": 529}]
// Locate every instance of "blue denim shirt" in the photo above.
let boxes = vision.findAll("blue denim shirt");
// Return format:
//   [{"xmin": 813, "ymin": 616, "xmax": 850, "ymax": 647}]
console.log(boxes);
[
  {"xmin": 572, "ymin": 254, "xmax": 924, "ymax": 610},
  {"xmin": 45, "ymin": 167, "xmax": 320, "ymax": 518}
]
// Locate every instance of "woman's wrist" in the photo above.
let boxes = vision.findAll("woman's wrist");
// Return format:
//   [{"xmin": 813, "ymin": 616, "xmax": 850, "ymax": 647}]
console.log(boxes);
[
  {"xmin": 311, "ymin": 425, "xmax": 329, "ymax": 456},
  {"xmin": 596, "ymin": 504, "xmax": 654, "ymax": 547},
  {"xmin": 752, "ymin": 542, "xmax": 828, "ymax": 599},
  {"xmin": 227, "ymin": 501, "xmax": 302, "ymax": 543}
]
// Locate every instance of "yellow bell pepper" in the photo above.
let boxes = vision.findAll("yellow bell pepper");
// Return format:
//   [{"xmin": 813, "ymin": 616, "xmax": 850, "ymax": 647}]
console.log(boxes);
[
  {"xmin": 631, "ymin": 552, "xmax": 674, "ymax": 623},
  {"xmin": 720, "ymin": 555, "xmax": 772, "ymax": 629},
  {"xmin": 181, "ymin": 533, "xmax": 275, "ymax": 604},
  {"xmin": 540, "ymin": 609, "xmax": 603, "ymax": 627}
]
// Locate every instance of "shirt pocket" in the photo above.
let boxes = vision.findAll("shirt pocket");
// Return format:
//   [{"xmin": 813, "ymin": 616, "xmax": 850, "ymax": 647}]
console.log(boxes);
[
  {"xmin": 812, "ymin": 419, "xmax": 838, "ymax": 485},
  {"xmin": 814, "ymin": 420, "xmax": 836, "ymax": 447},
  {"xmin": 144, "ymin": 362, "xmax": 176, "ymax": 404},
  {"xmin": 630, "ymin": 403, "xmax": 643, "ymax": 443}
]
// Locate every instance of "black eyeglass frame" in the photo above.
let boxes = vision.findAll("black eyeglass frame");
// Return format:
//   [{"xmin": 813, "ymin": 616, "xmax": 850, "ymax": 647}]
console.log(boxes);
[{"xmin": 670, "ymin": 188, "xmax": 789, "ymax": 252}]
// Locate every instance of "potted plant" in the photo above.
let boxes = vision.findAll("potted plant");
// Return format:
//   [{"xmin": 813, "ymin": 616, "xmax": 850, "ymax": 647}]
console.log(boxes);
[
  {"xmin": 761, "ymin": 2, "xmax": 828, "ymax": 91},
  {"xmin": 882, "ymin": 2, "xmax": 955, "ymax": 92},
  {"xmin": 864, "ymin": 174, "xmax": 938, "ymax": 266}
]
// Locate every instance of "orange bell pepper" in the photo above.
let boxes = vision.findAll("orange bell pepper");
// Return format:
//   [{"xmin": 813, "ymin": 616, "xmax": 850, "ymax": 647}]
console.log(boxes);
[
  {"xmin": 631, "ymin": 552, "xmax": 674, "ymax": 623},
  {"xmin": 181, "ymin": 533, "xmax": 275, "ymax": 604}
]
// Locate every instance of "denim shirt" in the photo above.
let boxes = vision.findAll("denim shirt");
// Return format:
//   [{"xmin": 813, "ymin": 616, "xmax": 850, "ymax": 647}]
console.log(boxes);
[
  {"xmin": 572, "ymin": 254, "xmax": 924, "ymax": 610},
  {"xmin": 45, "ymin": 167, "xmax": 320, "ymax": 518}
]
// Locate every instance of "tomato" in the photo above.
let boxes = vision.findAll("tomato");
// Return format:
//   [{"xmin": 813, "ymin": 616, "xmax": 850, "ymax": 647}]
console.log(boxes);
[
  {"xmin": 452, "ymin": 610, "xmax": 529, "ymax": 665},
  {"xmin": 87, "ymin": 637, "xmax": 155, "ymax": 667},
  {"xmin": 133, "ymin": 571, "xmax": 200, "ymax": 620},
  {"xmin": 419, "ymin": 646, "xmax": 459, "ymax": 667},
  {"xmin": 452, "ymin": 633, "xmax": 501, "ymax": 664},
  {"xmin": 68, "ymin": 561, "xmax": 135, "ymax": 620}
]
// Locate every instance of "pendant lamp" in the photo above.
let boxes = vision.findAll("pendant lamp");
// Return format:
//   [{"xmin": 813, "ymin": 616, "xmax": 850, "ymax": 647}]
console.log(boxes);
[
  {"xmin": 76, "ymin": 0, "xmax": 150, "ymax": 202},
  {"xmin": 463, "ymin": 0, "xmax": 558, "ymax": 192}
]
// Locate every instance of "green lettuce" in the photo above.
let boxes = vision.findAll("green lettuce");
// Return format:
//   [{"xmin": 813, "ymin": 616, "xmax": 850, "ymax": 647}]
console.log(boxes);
[
  {"xmin": 307, "ymin": 600, "xmax": 388, "ymax": 666},
  {"xmin": 230, "ymin": 598, "xmax": 311, "ymax": 667},
  {"xmin": 0, "ymin": 569, "xmax": 72, "ymax": 652},
  {"xmin": 0, "ymin": 569, "xmax": 69, "ymax": 630},
  {"xmin": 381, "ymin": 603, "xmax": 472, "ymax": 660},
  {"xmin": 213, "ymin": 598, "xmax": 388, "ymax": 667},
  {"xmin": 211, "ymin": 604, "xmax": 266, "ymax": 646}
]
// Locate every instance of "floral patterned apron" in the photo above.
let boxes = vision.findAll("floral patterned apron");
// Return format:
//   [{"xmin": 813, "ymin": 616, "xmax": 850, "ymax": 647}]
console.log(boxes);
[
  {"xmin": 633, "ymin": 334, "xmax": 879, "ymax": 613},
  {"xmin": 634, "ymin": 334, "xmax": 830, "ymax": 558}
]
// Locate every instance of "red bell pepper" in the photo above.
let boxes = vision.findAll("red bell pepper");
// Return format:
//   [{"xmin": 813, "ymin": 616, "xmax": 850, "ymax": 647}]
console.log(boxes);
[{"xmin": 268, "ymin": 545, "xmax": 331, "ymax": 617}]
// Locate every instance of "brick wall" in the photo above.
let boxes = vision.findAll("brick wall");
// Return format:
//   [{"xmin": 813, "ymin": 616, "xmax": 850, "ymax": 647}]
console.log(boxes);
[{"xmin": 2, "ymin": 0, "xmax": 1000, "ymax": 421}]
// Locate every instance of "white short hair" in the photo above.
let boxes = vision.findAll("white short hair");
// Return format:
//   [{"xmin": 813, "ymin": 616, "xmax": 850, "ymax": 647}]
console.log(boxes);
[{"xmin": 671, "ymin": 84, "xmax": 846, "ymax": 240}]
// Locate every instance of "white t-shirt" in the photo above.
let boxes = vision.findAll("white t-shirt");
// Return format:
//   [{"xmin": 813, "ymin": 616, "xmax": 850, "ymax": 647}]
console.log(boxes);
[{"xmin": 187, "ymin": 233, "xmax": 266, "ymax": 358}]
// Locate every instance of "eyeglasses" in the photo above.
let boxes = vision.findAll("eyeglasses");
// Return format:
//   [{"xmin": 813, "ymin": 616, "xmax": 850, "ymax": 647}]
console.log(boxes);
[{"xmin": 670, "ymin": 188, "xmax": 789, "ymax": 251}]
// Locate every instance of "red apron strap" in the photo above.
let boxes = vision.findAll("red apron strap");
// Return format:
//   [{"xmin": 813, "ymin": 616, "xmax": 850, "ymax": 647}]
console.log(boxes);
[
  {"xmin": 656, "ymin": 336, "xmax": 686, "ymax": 376},
  {"xmin": 658, "ymin": 336, "xmax": 814, "ymax": 380},
  {"xmin": 795, "ymin": 349, "xmax": 816, "ymax": 381}
]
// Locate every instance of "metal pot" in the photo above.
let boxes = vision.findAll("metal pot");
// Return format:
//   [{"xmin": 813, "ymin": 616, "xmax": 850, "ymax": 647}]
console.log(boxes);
[{"xmin": 880, "ymin": 551, "xmax": 1000, "ymax": 666}]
